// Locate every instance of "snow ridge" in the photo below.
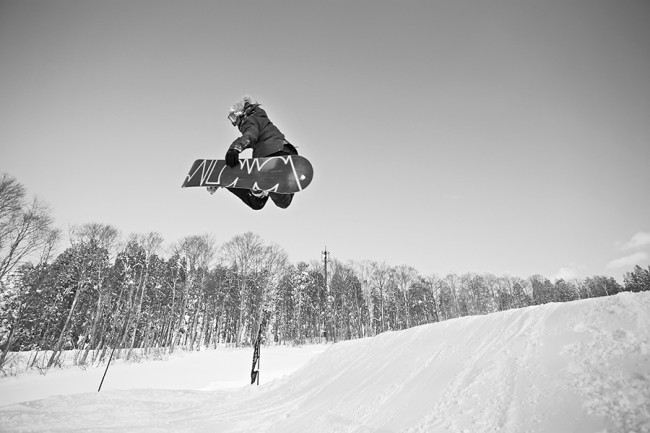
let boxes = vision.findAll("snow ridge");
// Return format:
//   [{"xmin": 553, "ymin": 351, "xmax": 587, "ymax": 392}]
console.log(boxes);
[{"xmin": 1, "ymin": 292, "xmax": 649, "ymax": 433}]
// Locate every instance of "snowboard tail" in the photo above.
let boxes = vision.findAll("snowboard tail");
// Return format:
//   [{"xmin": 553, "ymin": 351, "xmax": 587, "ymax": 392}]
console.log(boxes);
[{"xmin": 182, "ymin": 155, "xmax": 313, "ymax": 194}]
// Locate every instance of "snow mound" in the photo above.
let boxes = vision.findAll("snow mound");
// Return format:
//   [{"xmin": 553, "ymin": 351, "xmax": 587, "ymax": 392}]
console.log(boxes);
[{"xmin": 1, "ymin": 292, "xmax": 649, "ymax": 432}]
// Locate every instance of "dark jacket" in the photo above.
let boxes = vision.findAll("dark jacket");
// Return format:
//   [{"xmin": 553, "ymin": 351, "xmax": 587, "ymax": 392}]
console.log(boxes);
[{"xmin": 229, "ymin": 107, "xmax": 287, "ymax": 158}]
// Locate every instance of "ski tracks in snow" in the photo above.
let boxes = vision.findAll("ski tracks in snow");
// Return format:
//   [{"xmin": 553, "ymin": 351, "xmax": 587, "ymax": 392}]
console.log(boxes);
[
  {"xmin": 406, "ymin": 308, "xmax": 546, "ymax": 433},
  {"xmin": 563, "ymin": 293, "xmax": 650, "ymax": 433}
]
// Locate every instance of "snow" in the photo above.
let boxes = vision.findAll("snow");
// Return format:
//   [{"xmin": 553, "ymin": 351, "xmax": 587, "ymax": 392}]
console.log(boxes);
[
  {"xmin": 0, "ymin": 345, "xmax": 324, "ymax": 406},
  {"xmin": 1, "ymin": 292, "xmax": 649, "ymax": 433}
]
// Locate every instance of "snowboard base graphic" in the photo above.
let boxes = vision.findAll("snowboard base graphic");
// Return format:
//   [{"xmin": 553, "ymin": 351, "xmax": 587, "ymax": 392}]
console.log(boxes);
[{"xmin": 182, "ymin": 155, "xmax": 313, "ymax": 194}]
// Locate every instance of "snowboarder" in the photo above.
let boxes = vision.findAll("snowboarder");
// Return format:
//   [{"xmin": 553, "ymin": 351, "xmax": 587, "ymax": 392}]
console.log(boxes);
[{"xmin": 208, "ymin": 95, "xmax": 299, "ymax": 210}]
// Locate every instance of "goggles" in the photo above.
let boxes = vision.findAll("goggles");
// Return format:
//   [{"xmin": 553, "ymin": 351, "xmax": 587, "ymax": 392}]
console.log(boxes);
[{"xmin": 228, "ymin": 111, "xmax": 242, "ymax": 126}]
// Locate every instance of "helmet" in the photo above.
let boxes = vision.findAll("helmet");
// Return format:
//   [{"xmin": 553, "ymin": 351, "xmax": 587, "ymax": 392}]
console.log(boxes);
[{"xmin": 228, "ymin": 95, "xmax": 259, "ymax": 127}]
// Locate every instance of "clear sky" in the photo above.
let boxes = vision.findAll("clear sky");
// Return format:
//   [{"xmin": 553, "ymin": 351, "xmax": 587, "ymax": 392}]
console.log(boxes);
[{"xmin": 1, "ymin": 0, "xmax": 649, "ymax": 282}]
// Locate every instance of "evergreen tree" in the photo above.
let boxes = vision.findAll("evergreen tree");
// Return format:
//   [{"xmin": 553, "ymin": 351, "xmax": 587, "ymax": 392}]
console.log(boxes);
[{"xmin": 624, "ymin": 265, "xmax": 650, "ymax": 292}]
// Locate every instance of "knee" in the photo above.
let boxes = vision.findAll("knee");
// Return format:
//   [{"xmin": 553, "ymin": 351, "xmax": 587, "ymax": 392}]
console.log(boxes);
[{"xmin": 249, "ymin": 200, "xmax": 266, "ymax": 210}]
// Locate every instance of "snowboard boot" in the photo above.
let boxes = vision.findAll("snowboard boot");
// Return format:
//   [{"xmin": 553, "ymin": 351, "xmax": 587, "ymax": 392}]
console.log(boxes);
[{"xmin": 269, "ymin": 192, "xmax": 293, "ymax": 209}]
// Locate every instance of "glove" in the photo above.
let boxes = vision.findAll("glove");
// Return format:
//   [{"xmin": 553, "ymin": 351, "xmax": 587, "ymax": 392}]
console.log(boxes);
[{"xmin": 225, "ymin": 148, "xmax": 240, "ymax": 167}]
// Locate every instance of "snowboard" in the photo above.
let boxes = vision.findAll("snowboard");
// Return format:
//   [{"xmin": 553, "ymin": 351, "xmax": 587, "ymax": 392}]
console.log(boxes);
[{"xmin": 182, "ymin": 155, "xmax": 313, "ymax": 194}]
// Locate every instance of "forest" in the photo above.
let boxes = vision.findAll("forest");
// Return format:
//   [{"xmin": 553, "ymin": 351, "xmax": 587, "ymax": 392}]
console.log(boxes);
[{"xmin": 2, "ymin": 173, "xmax": 650, "ymax": 372}]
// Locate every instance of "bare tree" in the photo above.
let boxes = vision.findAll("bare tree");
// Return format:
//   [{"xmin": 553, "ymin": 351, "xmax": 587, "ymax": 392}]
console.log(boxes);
[
  {"xmin": 221, "ymin": 232, "xmax": 288, "ymax": 345},
  {"xmin": 0, "ymin": 174, "xmax": 60, "ymax": 282},
  {"xmin": 370, "ymin": 262, "xmax": 392, "ymax": 333},
  {"xmin": 443, "ymin": 273, "xmax": 461, "ymax": 318},
  {"xmin": 353, "ymin": 260, "xmax": 376, "ymax": 337},
  {"xmin": 393, "ymin": 265, "xmax": 418, "ymax": 329},
  {"xmin": 425, "ymin": 274, "xmax": 442, "ymax": 322},
  {"xmin": 0, "ymin": 174, "xmax": 60, "ymax": 368},
  {"xmin": 172, "ymin": 234, "xmax": 216, "ymax": 350},
  {"xmin": 69, "ymin": 223, "xmax": 121, "ymax": 256}
]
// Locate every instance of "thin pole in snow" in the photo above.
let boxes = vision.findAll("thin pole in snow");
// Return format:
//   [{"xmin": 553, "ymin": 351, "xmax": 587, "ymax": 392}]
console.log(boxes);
[
  {"xmin": 98, "ymin": 346, "xmax": 116, "ymax": 392},
  {"xmin": 251, "ymin": 319, "xmax": 264, "ymax": 385},
  {"xmin": 256, "ymin": 347, "xmax": 260, "ymax": 386}
]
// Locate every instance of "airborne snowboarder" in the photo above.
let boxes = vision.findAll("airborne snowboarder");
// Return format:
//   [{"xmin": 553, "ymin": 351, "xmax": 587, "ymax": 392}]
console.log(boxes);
[{"xmin": 208, "ymin": 95, "xmax": 300, "ymax": 210}]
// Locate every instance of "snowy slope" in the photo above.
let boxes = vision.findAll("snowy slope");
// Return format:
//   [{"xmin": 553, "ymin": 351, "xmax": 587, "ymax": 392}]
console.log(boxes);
[
  {"xmin": 0, "ymin": 345, "xmax": 324, "ymax": 407},
  {"xmin": 1, "ymin": 292, "xmax": 649, "ymax": 433}
]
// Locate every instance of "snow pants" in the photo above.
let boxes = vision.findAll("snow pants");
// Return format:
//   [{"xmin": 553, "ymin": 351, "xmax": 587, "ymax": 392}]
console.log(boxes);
[{"xmin": 227, "ymin": 143, "xmax": 298, "ymax": 210}]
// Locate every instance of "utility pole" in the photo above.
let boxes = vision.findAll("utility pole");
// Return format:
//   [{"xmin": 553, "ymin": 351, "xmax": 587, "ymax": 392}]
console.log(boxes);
[{"xmin": 321, "ymin": 247, "xmax": 330, "ymax": 342}]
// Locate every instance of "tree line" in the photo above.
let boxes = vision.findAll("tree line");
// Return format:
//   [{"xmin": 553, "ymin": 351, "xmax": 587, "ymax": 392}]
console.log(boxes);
[{"xmin": 1, "ymin": 173, "xmax": 649, "ymax": 371}]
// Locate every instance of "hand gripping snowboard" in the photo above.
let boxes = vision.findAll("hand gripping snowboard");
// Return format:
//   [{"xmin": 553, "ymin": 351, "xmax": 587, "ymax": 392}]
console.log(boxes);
[{"xmin": 182, "ymin": 155, "xmax": 313, "ymax": 194}]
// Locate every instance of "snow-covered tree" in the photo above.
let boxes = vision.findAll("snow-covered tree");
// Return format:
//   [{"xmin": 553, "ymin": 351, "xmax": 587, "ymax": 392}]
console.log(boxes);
[{"xmin": 624, "ymin": 265, "xmax": 650, "ymax": 292}]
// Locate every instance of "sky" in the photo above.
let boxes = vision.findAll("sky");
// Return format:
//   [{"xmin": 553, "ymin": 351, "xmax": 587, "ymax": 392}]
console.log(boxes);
[{"xmin": 1, "ymin": 0, "xmax": 649, "ymax": 282}]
